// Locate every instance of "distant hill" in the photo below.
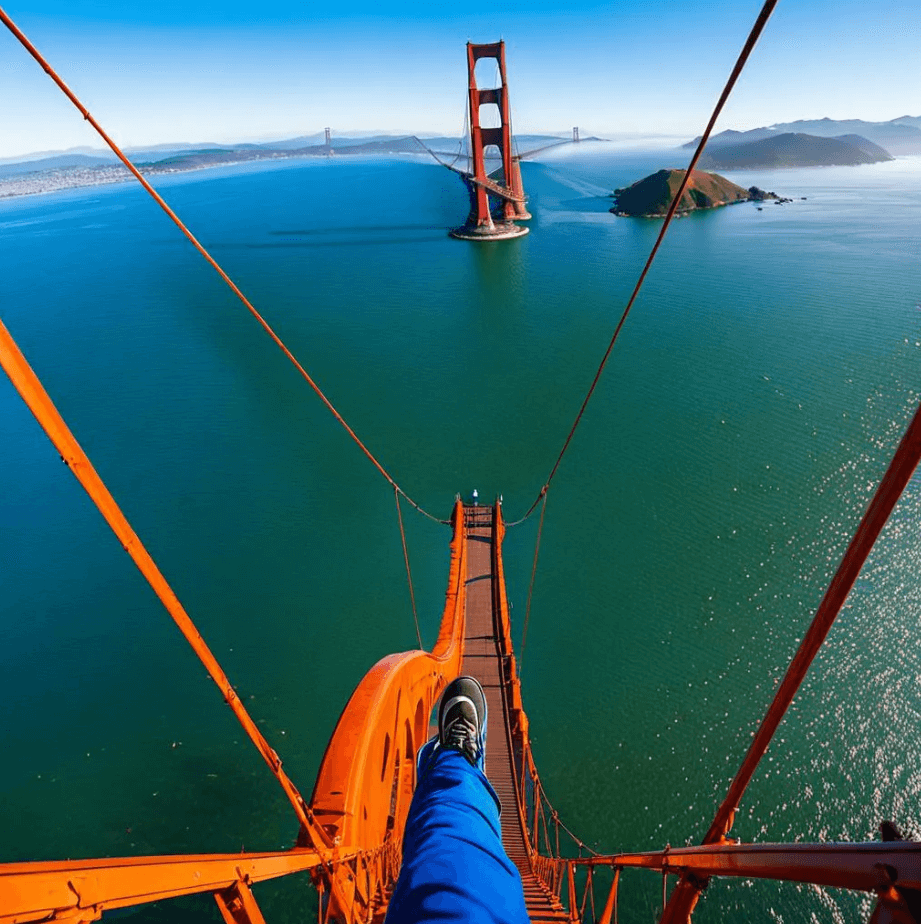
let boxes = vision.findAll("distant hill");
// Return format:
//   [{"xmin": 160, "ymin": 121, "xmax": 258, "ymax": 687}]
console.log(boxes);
[
  {"xmin": 834, "ymin": 134, "xmax": 895, "ymax": 159},
  {"xmin": 610, "ymin": 169, "xmax": 773, "ymax": 217},
  {"xmin": 0, "ymin": 153, "xmax": 116, "ymax": 178},
  {"xmin": 685, "ymin": 117, "xmax": 921, "ymax": 155},
  {"xmin": 766, "ymin": 119, "xmax": 921, "ymax": 154},
  {"xmin": 1, "ymin": 132, "xmax": 579, "ymax": 179},
  {"xmin": 0, "ymin": 132, "xmax": 592, "ymax": 200},
  {"xmin": 693, "ymin": 133, "xmax": 892, "ymax": 169}
]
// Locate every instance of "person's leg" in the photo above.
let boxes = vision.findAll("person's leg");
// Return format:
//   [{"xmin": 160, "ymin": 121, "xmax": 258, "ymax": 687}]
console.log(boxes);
[{"xmin": 385, "ymin": 679, "xmax": 530, "ymax": 924}]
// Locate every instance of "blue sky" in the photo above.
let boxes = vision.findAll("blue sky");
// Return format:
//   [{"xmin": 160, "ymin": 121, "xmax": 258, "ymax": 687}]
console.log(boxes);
[{"xmin": 2, "ymin": 0, "xmax": 919, "ymax": 158}]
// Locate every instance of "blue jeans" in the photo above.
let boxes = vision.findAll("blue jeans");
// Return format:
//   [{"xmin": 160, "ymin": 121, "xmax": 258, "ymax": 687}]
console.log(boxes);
[{"xmin": 385, "ymin": 741, "xmax": 530, "ymax": 924}]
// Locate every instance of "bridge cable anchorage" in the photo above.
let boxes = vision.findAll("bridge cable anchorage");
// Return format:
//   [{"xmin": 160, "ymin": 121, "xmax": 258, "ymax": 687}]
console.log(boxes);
[
  {"xmin": 394, "ymin": 487, "xmax": 423, "ymax": 648},
  {"xmin": 0, "ymin": 317, "xmax": 329, "ymax": 851},
  {"xmin": 509, "ymin": 0, "xmax": 781, "ymax": 527},
  {"xmin": 659, "ymin": 393, "xmax": 921, "ymax": 922},
  {"xmin": 0, "ymin": 6, "xmax": 447, "ymax": 529},
  {"xmin": 518, "ymin": 488, "xmax": 548, "ymax": 677}
]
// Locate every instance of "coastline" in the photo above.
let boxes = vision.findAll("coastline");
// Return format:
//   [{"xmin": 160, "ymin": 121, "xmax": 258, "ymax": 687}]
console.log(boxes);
[
  {"xmin": 0, "ymin": 152, "xmax": 324, "ymax": 201},
  {"xmin": 0, "ymin": 146, "xmax": 453, "ymax": 201}
]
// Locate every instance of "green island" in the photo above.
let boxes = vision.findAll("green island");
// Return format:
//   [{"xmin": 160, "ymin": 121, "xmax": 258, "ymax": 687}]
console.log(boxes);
[{"xmin": 610, "ymin": 168, "xmax": 780, "ymax": 218}]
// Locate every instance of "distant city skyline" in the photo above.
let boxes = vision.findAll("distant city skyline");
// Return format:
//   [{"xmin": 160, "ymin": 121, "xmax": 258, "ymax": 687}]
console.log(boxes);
[{"xmin": 1, "ymin": 0, "xmax": 919, "ymax": 160}]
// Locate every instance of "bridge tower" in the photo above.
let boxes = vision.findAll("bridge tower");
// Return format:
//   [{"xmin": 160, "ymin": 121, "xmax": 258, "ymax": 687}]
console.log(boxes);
[{"xmin": 449, "ymin": 41, "xmax": 530, "ymax": 241}]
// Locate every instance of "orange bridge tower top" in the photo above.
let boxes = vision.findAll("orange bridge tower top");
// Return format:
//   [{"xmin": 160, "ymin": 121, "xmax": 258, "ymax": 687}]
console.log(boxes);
[{"xmin": 449, "ymin": 41, "xmax": 531, "ymax": 241}]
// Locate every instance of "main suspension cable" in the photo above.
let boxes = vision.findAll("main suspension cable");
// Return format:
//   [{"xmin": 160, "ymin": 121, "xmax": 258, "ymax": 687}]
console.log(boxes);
[
  {"xmin": 0, "ymin": 5, "xmax": 447, "ymax": 527},
  {"xmin": 703, "ymin": 395, "xmax": 921, "ymax": 845},
  {"xmin": 661, "ymin": 394, "xmax": 921, "ymax": 924},
  {"xmin": 0, "ymin": 317, "xmax": 328, "ymax": 850},
  {"xmin": 510, "ymin": 0, "xmax": 780, "ymax": 525}
]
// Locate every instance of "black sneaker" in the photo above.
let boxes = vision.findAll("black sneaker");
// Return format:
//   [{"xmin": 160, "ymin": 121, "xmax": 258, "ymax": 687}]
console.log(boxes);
[{"xmin": 438, "ymin": 676, "xmax": 487, "ymax": 769}]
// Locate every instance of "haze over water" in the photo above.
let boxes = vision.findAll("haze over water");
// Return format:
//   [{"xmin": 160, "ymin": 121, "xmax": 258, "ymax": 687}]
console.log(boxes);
[{"xmin": 2, "ymin": 147, "xmax": 921, "ymax": 923}]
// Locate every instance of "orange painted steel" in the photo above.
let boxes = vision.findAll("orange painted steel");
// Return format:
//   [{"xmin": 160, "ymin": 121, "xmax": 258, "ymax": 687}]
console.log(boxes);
[
  {"xmin": 492, "ymin": 500, "xmax": 921, "ymax": 924},
  {"xmin": 3, "ymin": 497, "xmax": 921, "ymax": 924},
  {"xmin": 307, "ymin": 500, "xmax": 468, "ymax": 922},
  {"xmin": 462, "ymin": 41, "xmax": 525, "ymax": 229},
  {"xmin": 0, "ymin": 316, "xmax": 325, "ymax": 850},
  {"xmin": 215, "ymin": 879, "xmax": 268, "ymax": 924},
  {"xmin": 4, "ymin": 4, "xmax": 920, "ymax": 922},
  {"xmin": 491, "ymin": 505, "xmax": 535, "ymax": 854},
  {"xmin": 660, "ymin": 394, "xmax": 921, "ymax": 924},
  {"xmin": 0, "ymin": 849, "xmax": 330, "ymax": 924},
  {"xmin": 584, "ymin": 842, "xmax": 921, "ymax": 893},
  {"xmin": 542, "ymin": 840, "xmax": 921, "ymax": 923},
  {"xmin": 0, "ymin": 505, "xmax": 465, "ymax": 924}
]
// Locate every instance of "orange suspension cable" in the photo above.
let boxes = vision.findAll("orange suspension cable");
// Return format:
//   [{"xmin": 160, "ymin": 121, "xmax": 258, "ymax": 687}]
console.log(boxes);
[
  {"xmin": 518, "ymin": 489, "xmax": 547, "ymax": 677},
  {"xmin": 394, "ymin": 487, "xmax": 423, "ymax": 648},
  {"xmin": 660, "ymin": 395, "xmax": 921, "ymax": 924},
  {"xmin": 511, "ymin": 0, "xmax": 780, "ymax": 525},
  {"xmin": 0, "ymin": 317, "xmax": 327, "ymax": 850},
  {"xmin": 704, "ymin": 395, "xmax": 921, "ymax": 844},
  {"xmin": 0, "ymin": 5, "xmax": 446, "ymax": 527}
]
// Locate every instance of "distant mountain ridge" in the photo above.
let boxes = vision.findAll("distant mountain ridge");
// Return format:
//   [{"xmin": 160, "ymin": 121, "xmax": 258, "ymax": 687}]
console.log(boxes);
[
  {"xmin": 695, "ymin": 132, "xmax": 893, "ymax": 170},
  {"xmin": 684, "ymin": 116, "xmax": 921, "ymax": 155},
  {"xmin": 0, "ymin": 133, "xmax": 572, "ymax": 180}
]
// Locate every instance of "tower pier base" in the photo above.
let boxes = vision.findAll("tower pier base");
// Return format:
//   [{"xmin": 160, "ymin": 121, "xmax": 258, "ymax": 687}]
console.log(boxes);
[{"xmin": 448, "ymin": 222, "xmax": 529, "ymax": 241}]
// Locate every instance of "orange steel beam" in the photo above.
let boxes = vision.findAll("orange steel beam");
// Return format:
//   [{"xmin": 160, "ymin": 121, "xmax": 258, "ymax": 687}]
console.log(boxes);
[
  {"xmin": 590, "ymin": 841, "xmax": 921, "ymax": 894},
  {"xmin": 702, "ymin": 396, "xmax": 921, "ymax": 846},
  {"xmin": 214, "ymin": 879, "xmax": 268, "ymax": 924},
  {"xmin": 662, "ymin": 397, "xmax": 921, "ymax": 924},
  {"xmin": 0, "ymin": 848, "xmax": 331, "ymax": 924},
  {"xmin": 491, "ymin": 505, "xmax": 536, "ymax": 859},
  {"xmin": 308, "ymin": 501, "xmax": 468, "ymax": 921},
  {"xmin": 0, "ymin": 499, "xmax": 465, "ymax": 924},
  {"xmin": 0, "ymin": 317, "xmax": 325, "ymax": 848}
]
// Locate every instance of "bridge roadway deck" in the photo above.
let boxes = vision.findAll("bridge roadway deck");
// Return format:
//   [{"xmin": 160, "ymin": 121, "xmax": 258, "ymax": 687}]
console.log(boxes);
[{"xmin": 460, "ymin": 505, "xmax": 567, "ymax": 924}]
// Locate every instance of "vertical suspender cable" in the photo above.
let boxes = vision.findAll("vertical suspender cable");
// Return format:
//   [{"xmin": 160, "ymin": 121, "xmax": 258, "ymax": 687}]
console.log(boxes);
[
  {"xmin": 395, "ymin": 487, "xmax": 423, "ymax": 649},
  {"xmin": 0, "ymin": 4, "xmax": 446, "ymax": 528},
  {"xmin": 518, "ymin": 490, "xmax": 548, "ymax": 677},
  {"xmin": 0, "ymin": 317, "xmax": 327, "ymax": 850}
]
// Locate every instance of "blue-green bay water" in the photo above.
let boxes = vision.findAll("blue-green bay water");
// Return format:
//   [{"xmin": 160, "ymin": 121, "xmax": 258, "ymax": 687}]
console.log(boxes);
[{"xmin": 2, "ymin": 147, "xmax": 921, "ymax": 923}]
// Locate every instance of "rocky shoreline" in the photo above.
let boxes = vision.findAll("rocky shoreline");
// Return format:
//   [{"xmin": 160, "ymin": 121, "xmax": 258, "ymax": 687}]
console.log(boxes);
[{"xmin": 610, "ymin": 169, "xmax": 786, "ymax": 218}]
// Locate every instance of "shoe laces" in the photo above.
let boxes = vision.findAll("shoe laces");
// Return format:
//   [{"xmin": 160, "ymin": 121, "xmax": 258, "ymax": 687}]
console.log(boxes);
[{"xmin": 443, "ymin": 715, "xmax": 479, "ymax": 764}]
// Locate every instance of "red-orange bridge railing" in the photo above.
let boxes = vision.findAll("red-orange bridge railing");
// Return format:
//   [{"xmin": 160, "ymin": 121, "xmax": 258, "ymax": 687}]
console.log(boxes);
[{"xmin": 4, "ymin": 485, "xmax": 921, "ymax": 924}]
